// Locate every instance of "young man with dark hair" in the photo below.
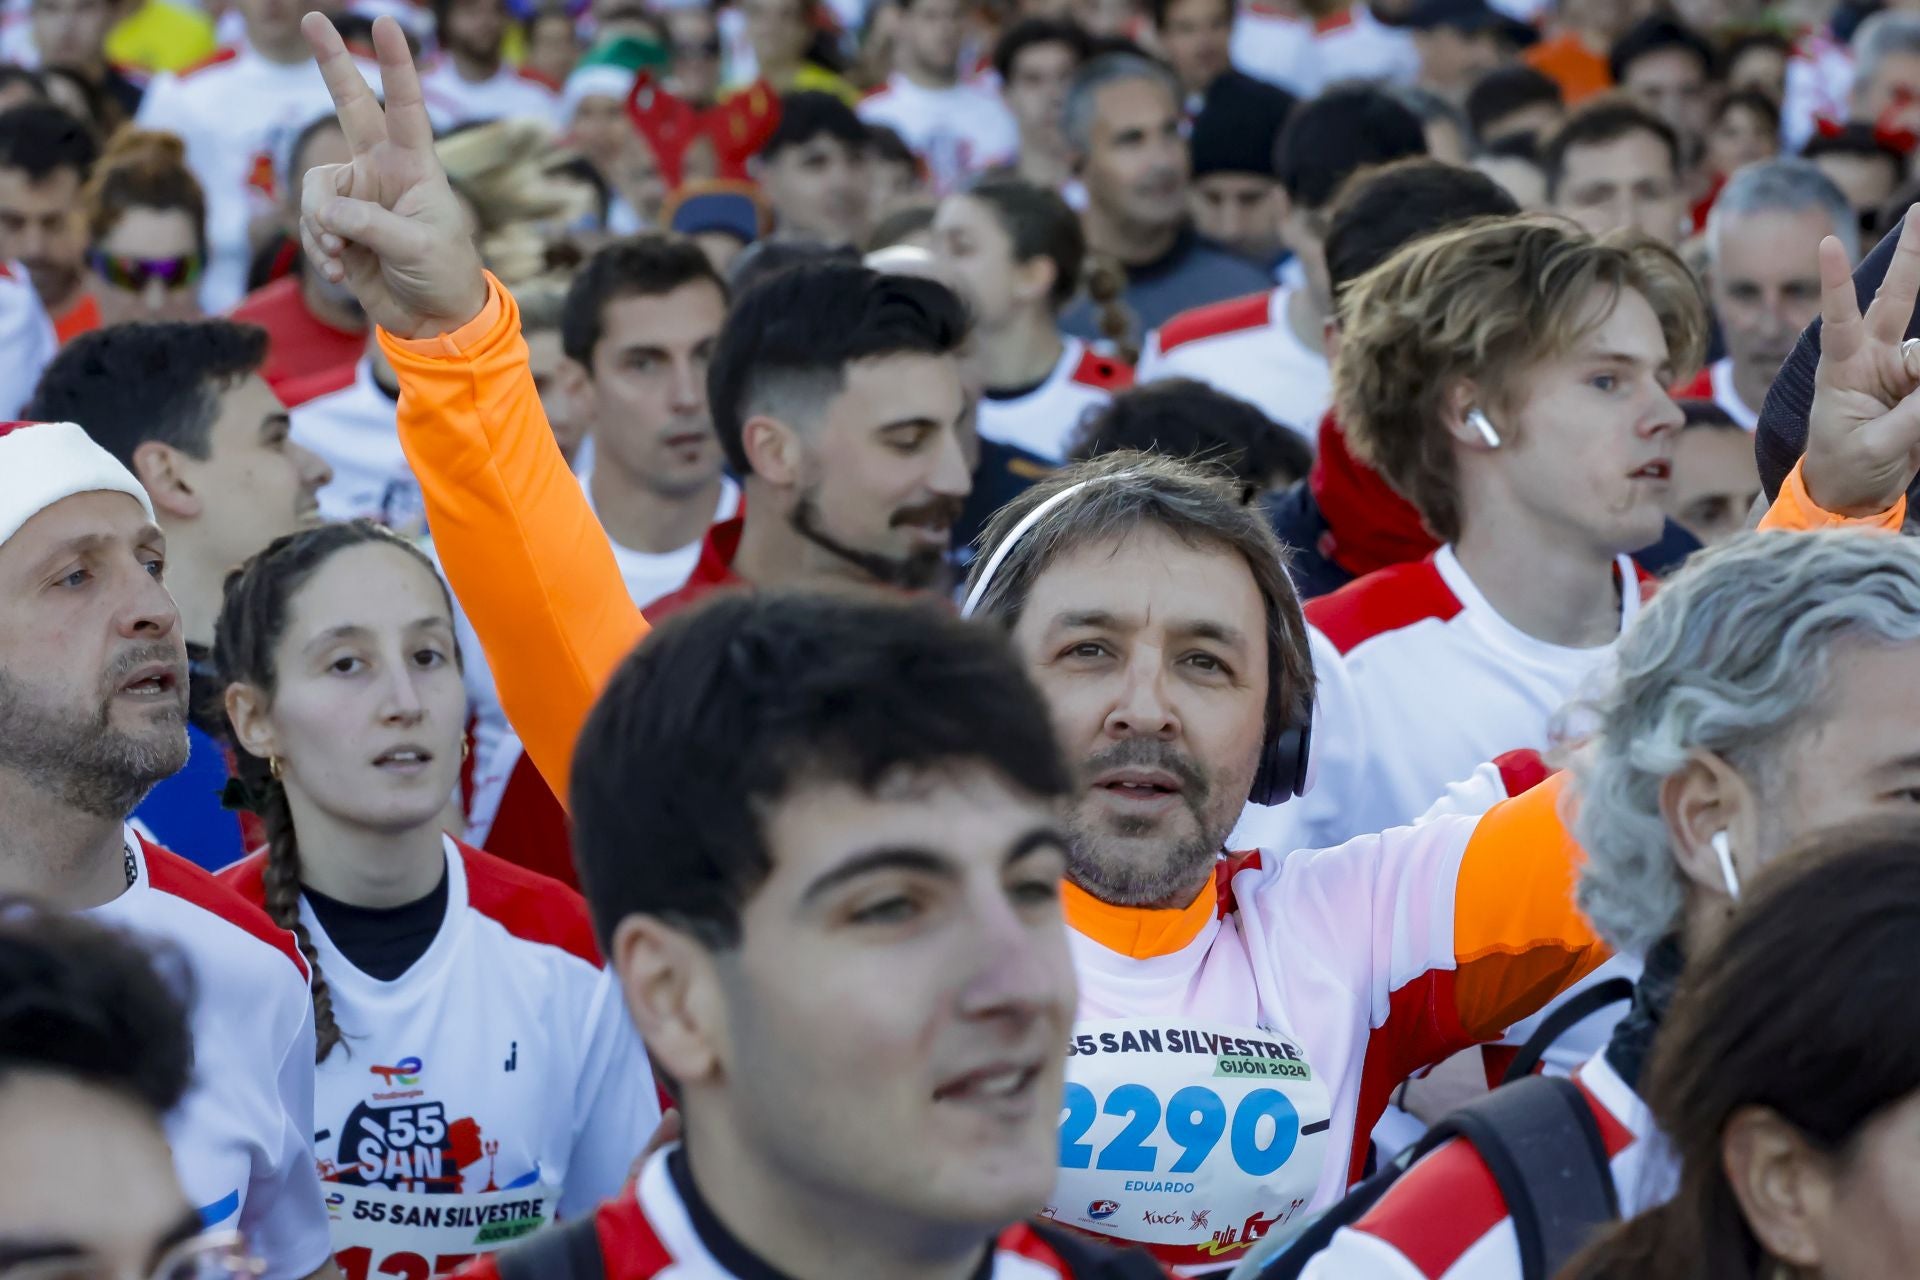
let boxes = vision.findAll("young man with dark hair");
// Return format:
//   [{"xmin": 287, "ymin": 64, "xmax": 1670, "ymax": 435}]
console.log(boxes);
[
  {"xmin": 1140, "ymin": 84, "xmax": 1426, "ymax": 441},
  {"xmin": 1056, "ymin": 53, "xmax": 1271, "ymax": 344},
  {"xmin": 755, "ymin": 90, "xmax": 873, "ymax": 245},
  {"xmin": 1801, "ymin": 125, "xmax": 1905, "ymax": 233},
  {"xmin": 1465, "ymin": 63, "xmax": 1564, "ymax": 144},
  {"xmin": 0, "ymin": 902, "xmax": 228, "ymax": 1276},
  {"xmin": 1401, "ymin": 0, "xmax": 1519, "ymax": 107},
  {"xmin": 27, "ymin": 0, "xmax": 145, "ymax": 118},
  {"xmin": 1069, "ymin": 377, "xmax": 1313, "ymax": 492},
  {"xmin": 859, "ymin": 0, "xmax": 1018, "ymax": 193},
  {"xmin": 420, "ymin": 0, "xmax": 560, "ymax": 126},
  {"xmin": 1543, "ymin": 93, "xmax": 1687, "ymax": 246},
  {"xmin": 298, "ymin": 27, "xmax": 1609, "ymax": 1268},
  {"xmin": 1148, "ymin": 0, "xmax": 1232, "ymax": 106},
  {"xmin": 24, "ymin": 319, "xmax": 332, "ymax": 870},
  {"xmin": 0, "ymin": 417, "xmax": 333, "ymax": 1278},
  {"xmin": 1663, "ymin": 399, "xmax": 1760, "ymax": 546},
  {"xmin": 992, "ymin": 17, "xmax": 1091, "ymax": 192},
  {"xmin": 0, "ymin": 100, "xmax": 100, "ymax": 341},
  {"xmin": 1186, "ymin": 69, "xmax": 1296, "ymax": 268},
  {"xmin": 1607, "ymin": 15, "xmax": 1714, "ymax": 160},
  {"xmin": 230, "ymin": 113, "xmax": 369, "ymax": 404}
]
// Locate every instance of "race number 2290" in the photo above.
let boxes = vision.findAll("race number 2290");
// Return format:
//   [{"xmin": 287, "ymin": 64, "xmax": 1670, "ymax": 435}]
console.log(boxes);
[{"xmin": 1058, "ymin": 1081, "xmax": 1300, "ymax": 1177}]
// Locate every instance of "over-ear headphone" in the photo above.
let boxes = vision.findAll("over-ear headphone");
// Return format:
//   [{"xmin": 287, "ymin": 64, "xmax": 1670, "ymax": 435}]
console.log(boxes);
[{"xmin": 960, "ymin": 474, "xmax": 1313, "ymax": 807}]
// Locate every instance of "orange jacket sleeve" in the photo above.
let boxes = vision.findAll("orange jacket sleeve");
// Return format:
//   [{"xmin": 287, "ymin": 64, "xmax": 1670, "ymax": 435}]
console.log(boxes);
[
  {"xmin": 1759, "ymin": 458, "xmax": 1908, "ymax": 534},
  {"xmin": 381, "ymin": 274, "xmax": 648, "ymax": 806}
]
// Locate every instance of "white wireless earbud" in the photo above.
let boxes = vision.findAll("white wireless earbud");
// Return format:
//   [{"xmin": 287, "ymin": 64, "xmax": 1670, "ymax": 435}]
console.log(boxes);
[
  {"xmin": 1710, "ymin": 829, "xmax": 1741, "ymax": 901},
  {"xmin": 1466, "ymin": 408, "xmax": 1502, "ymax": 449}
]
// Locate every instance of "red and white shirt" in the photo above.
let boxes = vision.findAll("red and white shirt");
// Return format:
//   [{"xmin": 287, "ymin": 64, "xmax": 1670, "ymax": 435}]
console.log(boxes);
[
  {"xmin": 0, "ymin": 259, "xmax": 56, "ymax": 419},
  {"xmin": 222, "ymin": 836, "xmax": 659, "ymax": 1279},
  {"xmin": 1137, "ymin": 287, "xmax": 1328, "ymax": 443},
  {"xmin": 420, "ymin": 60, "xmax": 561, "ymax": 128},
  {"xmin": 978, "ymin": 336, "xmax": 1133, "ymax": 464},
  {"xmin": 1298, "ymin": 1053, "xmax": 1670, "ymax": 1280},
  {"xmin": 136, "ymin": 46, "xmax": 380, "ymax": 312},
  {"xmin": 92, "ymin": 831, "xmax": 334, "ymax": 1280},
  {"xmin": 1229, "ymin": 4, "xmax": 1418, "ymax": 98},
  {"xmin": 857, "ymin": 73, "xmax": 1019, "ymax": 194},
  {"xmin": 1674, "ymin": 356, "xmax": 1760, "ymax": 431}
]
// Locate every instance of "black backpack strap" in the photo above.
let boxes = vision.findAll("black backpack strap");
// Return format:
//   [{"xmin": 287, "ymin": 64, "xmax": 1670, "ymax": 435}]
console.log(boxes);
[
  {"xmin": 1499, "ymin": 978, "xmax": 1637, "ymax": 1086},
  {"xmin": 1429, "ymin": 1075, "xmax": 1621, "ymax": 1280},
  {"xmin": 491, "ymin": 1213, "xmax": 605, "ymax": 1280}
]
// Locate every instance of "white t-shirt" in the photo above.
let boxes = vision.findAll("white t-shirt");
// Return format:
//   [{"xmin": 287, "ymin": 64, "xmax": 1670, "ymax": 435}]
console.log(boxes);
[
  {"xmin": 857, "ymin": 73, "xmax": 1019, "ymax": 194},
  {"xmin": 221, "ymin": 836, "xmax": 659, "ymax": 1277},
  {"xmin": 136, "ymin": 47, "xmax": 381, "ymax": 313},
  {"xmin": 1230, "ymin": 5, "xmax": 1418, "ymax": 98},
  {"xmin": 92, "ymin": 831, "xmax": 334, "ymax": 1280},
  {"xmin": 0, "ymin": 259, "xmax": 55, "ymax": 420},
  {"xmin": 582, "ymin": 473, "xmax": 742, "ymax": 615},
  {"xmin": 292, "ymin": 357, "xmax": 429, "ymax": 535},
  {"xmin": 420, "ymin": 59, "xmax": 561, "ymax": 128},
  {"xmin": 1707, "ymin": 356, "xmax": 1761, "ymax": 431},
  {"xmin": 977, "ymin": 336, "xmax": 1131, "ymax": 464},
  {"xmin": 1137, "ymin": 286, "xmax": 1329, "ymax": 443},
  {"xmin": 1234, "ymin": 545, "xmax": 1641, "ymax": 856}
]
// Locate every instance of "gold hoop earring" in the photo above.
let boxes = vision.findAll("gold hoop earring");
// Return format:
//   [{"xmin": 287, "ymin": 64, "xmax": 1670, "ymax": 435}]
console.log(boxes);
[
  {"xmin": 461, "ymin": 738, "xmax": 470, "ymax": 762},
  {"xmin": 268, "ymin": 756, "xmax": 284, "ymax": 781}
]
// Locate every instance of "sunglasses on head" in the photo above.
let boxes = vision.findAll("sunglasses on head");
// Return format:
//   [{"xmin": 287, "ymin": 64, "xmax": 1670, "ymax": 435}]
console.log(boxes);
[{"xmin": 88, "ymin": 249, "xmax": 204, "ymax": 292}]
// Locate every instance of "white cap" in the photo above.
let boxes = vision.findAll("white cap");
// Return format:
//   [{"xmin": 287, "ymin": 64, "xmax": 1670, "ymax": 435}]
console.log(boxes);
[{"xmin": 0, "ymin": 420, "xmax": 156, "ymax": 551}]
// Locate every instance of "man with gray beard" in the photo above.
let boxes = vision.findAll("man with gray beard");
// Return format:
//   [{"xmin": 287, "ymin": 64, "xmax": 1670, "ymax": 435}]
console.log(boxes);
[{"xmin": 0, "ymin": 419, "xmax": 336, "ymax": 1280}]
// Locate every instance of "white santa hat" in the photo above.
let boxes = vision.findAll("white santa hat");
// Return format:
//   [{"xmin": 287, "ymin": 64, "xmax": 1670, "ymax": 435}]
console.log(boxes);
[{"xmin": 0, "ymin": 420, "xmax": 155, "ymax": 551}]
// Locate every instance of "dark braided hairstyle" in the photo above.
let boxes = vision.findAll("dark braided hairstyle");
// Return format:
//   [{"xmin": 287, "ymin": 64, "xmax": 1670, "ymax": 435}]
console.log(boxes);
[{"xmin": 213, "ymin": 520, "xmax": 458, "ymax": 1063}]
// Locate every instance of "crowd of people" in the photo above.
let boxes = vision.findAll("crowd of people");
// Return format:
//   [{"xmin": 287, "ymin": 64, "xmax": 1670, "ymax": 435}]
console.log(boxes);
[{"xmin": 6, "ymin": 0, "xmax": 1920, "ymax": 1275}]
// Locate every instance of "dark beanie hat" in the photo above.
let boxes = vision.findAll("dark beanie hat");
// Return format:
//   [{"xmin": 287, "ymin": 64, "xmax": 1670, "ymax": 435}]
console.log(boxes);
[
  {"xmin": 1756, "ymin": 213, "xmax": 1920, "ymax": 505},
  {"xmin": 1190, "ymin": 74, "xmax": 1297, "ymax": 179}
]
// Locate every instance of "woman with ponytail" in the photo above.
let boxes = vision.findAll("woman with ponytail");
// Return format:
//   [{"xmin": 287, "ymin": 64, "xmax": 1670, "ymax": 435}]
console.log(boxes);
[
  {"xmin": 212, "ymin": 520, "xmax": 658, "ymax": 1273},
  {"xmin": 1559, "ymin": 823, "xmax": 1920, "ymax": 1280}
]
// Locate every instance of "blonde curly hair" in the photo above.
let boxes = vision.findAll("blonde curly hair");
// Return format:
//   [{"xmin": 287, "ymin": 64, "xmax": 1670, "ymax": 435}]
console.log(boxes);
[{"xmin": 1333, "ymin": 215, "xmax": 1708, "ymax": 543}]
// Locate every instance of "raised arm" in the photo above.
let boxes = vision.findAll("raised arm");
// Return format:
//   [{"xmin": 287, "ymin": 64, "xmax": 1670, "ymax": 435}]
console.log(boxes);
[{"xmin": 298, "ymin": 13, "xmax": 646, "ymax": 802}]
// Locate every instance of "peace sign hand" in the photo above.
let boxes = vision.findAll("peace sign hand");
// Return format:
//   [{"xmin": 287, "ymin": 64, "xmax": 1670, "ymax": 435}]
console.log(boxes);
[
  {"xmin": 298, "ymin": 12, "xmax": 489, "ymax": 340},
  {"xmin": 1803, "ymin": 215, "xmax": 1920, "ymax": 517}
]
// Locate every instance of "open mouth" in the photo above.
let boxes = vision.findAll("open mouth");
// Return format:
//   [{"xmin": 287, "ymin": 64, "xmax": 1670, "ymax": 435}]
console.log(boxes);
[
  {"xmin": 1093, "ymin": 768, "xmax": 1183, "ymax": 800},
  {"xmin": 117, "ymin": 666, "xmax": 179, "ymax": 698},
  {"xmin": 933, "ymin": 1062, "xmax": 1042, "ymax": 1106},
  {"xmin": 372, "ymin": 746, "xmax": 435, "ymax": 772},
  {"xmin": 1630, "ymin": 460, "xmax": 1672, "ymax": 482}
]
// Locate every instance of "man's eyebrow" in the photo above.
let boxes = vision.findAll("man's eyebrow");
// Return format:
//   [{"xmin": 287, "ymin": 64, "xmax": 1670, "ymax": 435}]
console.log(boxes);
[
  {"xmin": 1173, "ymin": 619, "xmax": 1251, "ymax": 649},
  {"xmin": 1048, "ymin": 609, "xmax": 1124, "ymax": 631},
  {"xmin": 801, "ymin": 846, "xmax": 955, "ymax": 906},
  {"xmin": 0, "ymin": 1238, "xmax": 86, "ymax": 1268}
]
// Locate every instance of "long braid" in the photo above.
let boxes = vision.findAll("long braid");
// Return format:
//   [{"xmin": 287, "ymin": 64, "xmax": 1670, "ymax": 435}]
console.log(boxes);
[{"xmin": 215, "ymin": 519, "xmax": 448, "ymax": 1065}]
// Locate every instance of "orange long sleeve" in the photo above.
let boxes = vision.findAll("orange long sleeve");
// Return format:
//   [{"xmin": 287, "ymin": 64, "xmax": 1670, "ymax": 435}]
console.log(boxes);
[
  {"xmin": 381, "ymin": 275, "xmax": 648, "ymax": 806},
  {"xmin": 1759, "ymin": 458, "xmax": 1908, "ymax": 534}
]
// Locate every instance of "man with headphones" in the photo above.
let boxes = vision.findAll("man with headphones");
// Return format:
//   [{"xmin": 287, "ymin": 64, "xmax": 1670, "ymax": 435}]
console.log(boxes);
[{"xmin": 295, "ymin": 18, "xmax": 1611, "ymax": 1276}]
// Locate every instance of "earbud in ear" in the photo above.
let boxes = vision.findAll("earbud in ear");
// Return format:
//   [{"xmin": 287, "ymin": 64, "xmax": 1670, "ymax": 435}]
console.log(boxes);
[
  {"xmin": 1467, "ymin": 408, "xmax": 1502, "ymax": 449},
  {"xmin": 1711, "ymin": 829, "xmax": 1741, "ymax": 901}
]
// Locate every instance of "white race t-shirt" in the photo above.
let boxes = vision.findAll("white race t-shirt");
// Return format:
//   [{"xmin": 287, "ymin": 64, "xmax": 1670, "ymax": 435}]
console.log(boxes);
[
  {"xmin": 292, "ymin": 357, "xmax": 429, "ymax": 536},
  {"xmin": 857, "ymin": 73, "xmax": 1019, "ymax": 194},
  {"xmin": 581, "ymin": 473, "xmax": 742, "ymax": 615},
  {"xmin": 977, "ymin": 337, "xmax": 1132, "ymax": 464},
  {"xmin": 222, "ymin": 836, "xmax": 660, "ymax": 1278},
  {"xmin": 137, "ymin": 47, "xmax": 381, "ymax": 312},
  {"xmin": 92, "ymin": 832, "xmax": 334, "ymax": 1280},
  {"xmin": 1137, "ymin": 286, "xmax": 1329, "ymax": 443},
  {"xmin": 420, "ymin": 60, "xmax": 561, "ymax": 128},
  {"xmin": 0, "ymin": 259, "xmax": 55, "ymax": 420}
]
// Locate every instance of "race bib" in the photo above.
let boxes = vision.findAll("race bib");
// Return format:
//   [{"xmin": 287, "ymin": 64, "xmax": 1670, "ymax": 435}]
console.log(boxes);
[
  {"xmin": 326, "ymin": 1182, "xmax": 560, "ymax": 1280},
  {"xmin": 1046, "ymin": 1018, "xmax": 1332, "ymax": 1272}
]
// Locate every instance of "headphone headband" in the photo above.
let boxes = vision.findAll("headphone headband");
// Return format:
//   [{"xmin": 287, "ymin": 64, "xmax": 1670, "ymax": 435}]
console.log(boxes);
[{"xmin": 960, "ymin": 472, "xmax": 1140, "ymax": 619}]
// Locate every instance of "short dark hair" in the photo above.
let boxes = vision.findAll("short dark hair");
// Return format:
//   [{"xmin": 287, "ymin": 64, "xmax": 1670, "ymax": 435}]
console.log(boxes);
[
  {"xmin": 1542, "ymin": 94, "xmax": 1681, "ymax": 199},
  {"xmin": 560, "ymin": 234, "xmax": 726, "ymax": 369},
  {"xmin": 1608, "ymin": 15, "xmax": 1715, "ymax": 85},
  {"xmin": 1145, "ymin": 0, "xmax": 1227, "ymax": 30},
  {"xmin": 1714, "ymin": 85, "xmax": 1781, "ymax": 136},
  {"xmin": 570, "ymin": 591, "xmax": 1072, "ymax": 949},
  {"xmin": 1479, "ymin": 128, "xmax": 1543, "ymax": 165},
  {"xmin": 724, "ymin": 237, "xmax": 860, "ymax": 297},
  {"xmin": 964, "ymin": 177, "xmax": 1086, "ymax": 310},
  {"xmin": 0, "ymin": 101, "xmax": 99, "ymax": 182},
  {"xmin": 1070, "ymin": 380, "xmax": 1313, "ymax": 491},
  {"xmin": 707, "ymin": 261, "xmax": 968, "ymax": 475},
  {"xmin": 1801, "ymin": 122, "xmax": 1907, "ymax": 175},
  {"xmin": 1324, "ymin": 156, "xmax": 1519, "ymax": 300},
  {"xmin": 1464, "ymin": 64, "xmax": 1562, "ymax": 141},
  {"xmin": 25, "ymin": 320, "xmax": 270, "ymax": 466},
  {"xmin": 1722, "ymin": 28, "xmax": 1791, "ymax": 72},
  {"xmin": 866, "ymin": 121, "xmax": 917, "ymax": 170},
  {"xmin": 0, "ymin": 65, "xmax": 46, "ymax": 103},
  {"xmin": 991, "ymin": 16, "xmax": 1093, "ymax": 84},
  {"xmin": 760, "ymin": 91, "xmax": 867, "ymax": 161},
  {"xmin": 1678, "ymin": 397, "xmax": 1739, "ymax": 430},
  {"xmin": 1274, "ymin": 84, "xmax": 1426, "ymax": 209},
  {"xmin": 0, "ymin": 897, "xmax": 194, "ymax": 1117}
]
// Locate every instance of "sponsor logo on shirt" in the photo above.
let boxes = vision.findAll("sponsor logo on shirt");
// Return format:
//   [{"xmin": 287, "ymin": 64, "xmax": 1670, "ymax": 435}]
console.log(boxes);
[{"xmin": 1087, "ymin": 1200, "xmax": 1119, "ymax": 1221}]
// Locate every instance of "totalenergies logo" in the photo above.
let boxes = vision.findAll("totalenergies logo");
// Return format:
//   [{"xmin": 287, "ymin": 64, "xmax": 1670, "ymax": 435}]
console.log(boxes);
[{"xmin": 370, "ymin": 1056, "xmax": 424, "ymax": 1086}]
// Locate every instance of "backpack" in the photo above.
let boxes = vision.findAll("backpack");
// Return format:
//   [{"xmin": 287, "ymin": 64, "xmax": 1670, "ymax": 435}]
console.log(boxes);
[{"xmin": 1248, "ymin": 976, "xmax": 1636, "ymax": 1280}]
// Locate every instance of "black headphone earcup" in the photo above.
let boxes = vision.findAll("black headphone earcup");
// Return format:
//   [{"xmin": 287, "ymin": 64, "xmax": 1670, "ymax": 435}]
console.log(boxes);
[{"xmin": 1247, "ymin": 717, "xmax": 1312, "ymax": 808}]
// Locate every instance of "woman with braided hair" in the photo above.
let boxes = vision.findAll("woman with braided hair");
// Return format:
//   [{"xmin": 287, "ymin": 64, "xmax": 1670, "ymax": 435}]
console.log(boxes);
[{"xmin": 210, "ymin": 519, "xmax": 658, "ymax": 1277}]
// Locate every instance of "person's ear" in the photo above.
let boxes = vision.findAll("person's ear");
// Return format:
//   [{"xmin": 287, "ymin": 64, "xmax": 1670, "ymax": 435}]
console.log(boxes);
[
  {"xmin": 557, "ymin": 356, "xmax": 594, "ymax": 416},
  {"xmin": 1012, "ymin": 252, "xmax": 1056, "ymax": 309},
  {"xmin": 612, "ymin": 916, "xmax": 726, "ymax": 1087},
  {"xmin": 1660, "ymin": 749, "xmax": 1760, "ymax": 909},
  {"xmin": 1439, "ymin": 379, "xmax": 1488, "ymax": 449},
  {"xmin": 1322, "ymin": 317, "xmax": 1341, "ymax": 364},
  {"xmin": 129, "ymin": 439, "xmax": 202, "ymax": 521},
  {"xmin": 1723, "ymin": 1105, "xmax": 1834, "ymax": 1270},
  {"xmin": 224, "ymin": 682, "xmax": 279, "ymax": 764},
  {"xmin": 741, "ymin": 414, "xmax": 803, "ymax": 487}
]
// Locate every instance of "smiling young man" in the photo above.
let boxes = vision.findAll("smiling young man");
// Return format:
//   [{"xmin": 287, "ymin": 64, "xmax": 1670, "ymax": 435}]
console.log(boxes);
[
  {"xmin": 25, "ymin": 318, "xmax": 333, "ymax": 870},
  {"xmin": 299, "ymin": 19, "xmax": 1610, "ymax": 1272},
  {"xmin": 0, "ymin": 419, "xmax": 332, "ymax": 1280}
]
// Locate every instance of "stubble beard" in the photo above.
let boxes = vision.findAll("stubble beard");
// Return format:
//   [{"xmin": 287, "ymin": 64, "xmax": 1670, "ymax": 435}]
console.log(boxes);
[{"xmin": 0, "ymin": 662, "xmax": 189, "ymax": 821}]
